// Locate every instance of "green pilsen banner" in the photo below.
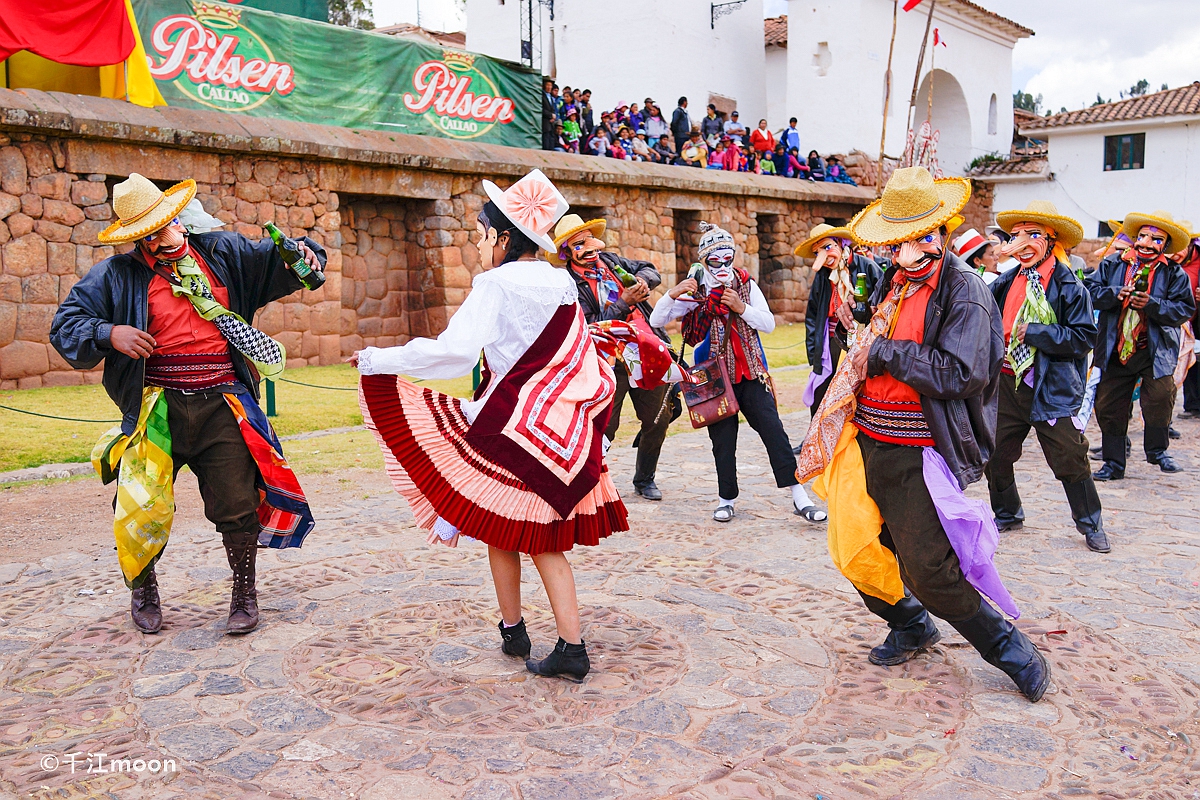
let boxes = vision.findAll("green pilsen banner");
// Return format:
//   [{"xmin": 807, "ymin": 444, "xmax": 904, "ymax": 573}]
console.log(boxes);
[
  {"xmin": 231, "ymin": 0, "xmax": 327, "ymax": 22},
  {"xmin": 133, "ymin": 0, "xmax": 539, "ymax": 148}
]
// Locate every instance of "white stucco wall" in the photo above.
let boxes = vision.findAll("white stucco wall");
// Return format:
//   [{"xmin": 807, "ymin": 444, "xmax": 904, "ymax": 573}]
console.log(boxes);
[
  {"xmin": 466, "ymin": 0, "xmax": 767, "ymax": 124},
  {"xmin": 766, "ymin": 44, "xmax": 788, "ymax": 132},
  {"xmin": 993, "ymin": 119, "xmax": 1200, "ymax": 237},
  {"xmin": 783, "ymin": 0, "xmax": 1021, "ymax": 173}
]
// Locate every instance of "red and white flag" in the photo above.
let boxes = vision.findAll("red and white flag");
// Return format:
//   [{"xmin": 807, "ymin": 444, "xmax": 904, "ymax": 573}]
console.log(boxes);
[
  {"xmin": 903, "ymin": 0, "xmax": 924, "ymax": 11},
  {"xmin": 933, "ymin": 27, "xmax": 948, "ymax": 47}
]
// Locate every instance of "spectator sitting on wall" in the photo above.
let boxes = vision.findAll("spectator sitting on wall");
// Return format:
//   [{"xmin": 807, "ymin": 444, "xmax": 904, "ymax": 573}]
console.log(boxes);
[
  {"xmin": 653, "ymin": 134, "xmax": 677, "ymax": 164},
  {"xmin": 680, "ymin": 129, "xmax": 708, "ymax": 168},
  {"xmin": 707, "ymin": 139, "xmax": 727, "ymax": 169},
  {"xmin": 780, "ymin": 117, "xmax": 801, "ymax": 153},
  {"xmin": 723, "ymin": 111, "xmax": 747, "ymax": 145},
  {"xmin": 562, "ymin": 108, "xmax": 582, "ymax": 153},
  {"xmin": 789, "ymin": 147, "xmax": 811, "ymax": 179},
  {"xmin": 671, "ymin": 97, "xmax": 692, "ymax": 154},
  {"xmin": 587, "ymin": 126, "xmax": 611, "ymax": 157},
  {"xmin": 701, "ymin": 104, "xmax": 724, "ymax": 142},
  {"xmin": 806, "ymin": 150, "xmax": 826, "ymax": 181},
  {"xmin": 750, "ymin": 119, "xmax": 775, "ymax": 155},
  {"xmin": 772, "ymin": 143, "xmax": 790, "ymax": 177},
  {"xmin": 627, "ymin": 102, "xmax": 644, "ymax": 132},
  {"xmin": 617, "ymin": 126, "xmax": 642, "ymax": 161},
  {"xmin": 644, "ymin": 104, "xmax": 669, "ymax": 141},
  {"xmin": 760, "ymin": 151, "xmax": 777, "ymax": 175},
  {"xmin": 824, "ymin": 155, "xmax": 857, "ymax": 185},
  {"xmin": 552, "ymin": 121, "xmax": 569, "ymax": 152},
  {"xmin": 609, "ymin": 128, "xmax": 630, "ymax": 160},
  {"xmin": 631, "ymin": 128, "xmax": 658, "ymax": 162},
  {"xmin": 613, "ymin": 101, "xmax": 630, "ymax": 127}
]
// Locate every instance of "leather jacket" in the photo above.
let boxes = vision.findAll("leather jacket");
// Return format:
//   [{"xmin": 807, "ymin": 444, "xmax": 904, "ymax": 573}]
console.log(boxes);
[
  {"xmin": 805, "ymin": 253, "xmax": 883, "ymax": 367},
  {"xmin": 570, "ymin": 252, "xmax": 669, "ymax": 342},
  {"xmin": 1086, "ymin": 253, "xmax": 1196, "ymax": 379},
  {"xmin": 990, "ymin": 259, "xmax": 1097, "ymax": 421},
  {"xmin": 866, "ymin": 254, "xmax": 1004, "ymax": 489},
  {"xmin": 50, "ymin": 231, "xmax": 321, "ymax": 436}
]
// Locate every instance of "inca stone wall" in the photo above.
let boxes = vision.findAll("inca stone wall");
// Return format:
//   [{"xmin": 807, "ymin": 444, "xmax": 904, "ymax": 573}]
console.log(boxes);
[{"xmin": 0, "ymin": 89, "xmax": 875, "ymax": 388}]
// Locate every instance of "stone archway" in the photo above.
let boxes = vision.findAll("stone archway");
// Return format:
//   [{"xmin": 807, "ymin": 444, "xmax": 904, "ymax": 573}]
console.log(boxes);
[{"xmin": 915, "ymin": 68, "xmax": 972, "ymax": 176}]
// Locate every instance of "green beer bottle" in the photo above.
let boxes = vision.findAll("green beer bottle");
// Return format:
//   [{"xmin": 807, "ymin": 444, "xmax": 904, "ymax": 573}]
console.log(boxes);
[
  {"xmin": 851, "ymin": 273, "xmax": 872, "ymax": 324},
  {"xmin": 608, "ymin": 261, "xmax": 640, "ymax": 289},
  {"xmin": 265, "ymin": 222, "xmax": 325, "ymax": 291},
  {"xmin": 1132, "ymin": 262, "xmax": 1151, "ymax": 294}
]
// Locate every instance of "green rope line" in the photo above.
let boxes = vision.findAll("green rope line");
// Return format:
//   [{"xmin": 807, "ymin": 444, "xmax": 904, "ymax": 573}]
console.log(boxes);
[{"xmin": 0, "ymin": 404, "xmax": 120, "ymax": 423}]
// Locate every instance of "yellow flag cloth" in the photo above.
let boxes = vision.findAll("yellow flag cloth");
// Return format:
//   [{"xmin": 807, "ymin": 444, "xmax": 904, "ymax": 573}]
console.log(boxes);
[
  {"xmin": 812, "ymin": 422, "xmax": 904, "ymax": 605},
  {"xmin": 91, "ymin": 387, "xmax": 174, "ymax": 588}
]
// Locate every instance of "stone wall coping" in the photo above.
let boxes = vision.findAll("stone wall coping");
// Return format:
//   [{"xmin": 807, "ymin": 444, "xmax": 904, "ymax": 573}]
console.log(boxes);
[{"xmin": 0, "ymin": 88, "xmax": 876, "ymax": 205}]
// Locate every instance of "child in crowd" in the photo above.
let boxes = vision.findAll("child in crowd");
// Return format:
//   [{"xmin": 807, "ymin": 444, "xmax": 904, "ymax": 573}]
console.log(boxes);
[{"xmin": 562, "ymin": 108, "xmax": 582, "ymax": 153}]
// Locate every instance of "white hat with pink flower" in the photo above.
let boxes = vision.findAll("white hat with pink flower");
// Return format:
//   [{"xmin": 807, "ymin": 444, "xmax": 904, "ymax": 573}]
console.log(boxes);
[{"xmin": 482, "ymin": 169, "xmax": 569, "ymax": 252}]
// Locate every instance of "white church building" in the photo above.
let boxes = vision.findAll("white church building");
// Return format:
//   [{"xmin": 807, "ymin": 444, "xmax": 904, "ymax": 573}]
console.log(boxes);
[{"xmin": 465, "ymin": 0, "xmax": 1032, "ymax": 176}]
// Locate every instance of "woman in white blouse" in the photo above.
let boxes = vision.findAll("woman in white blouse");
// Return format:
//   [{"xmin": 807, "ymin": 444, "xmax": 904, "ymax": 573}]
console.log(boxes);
[{"xmin": 353, "ymin": 170, "xmax": 626, "ymax": 682}]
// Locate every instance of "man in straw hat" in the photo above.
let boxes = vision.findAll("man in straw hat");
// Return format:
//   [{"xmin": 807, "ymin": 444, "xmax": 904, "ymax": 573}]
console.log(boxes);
[
  {"xmin": 797, "ymin": 166, "xmax": 1050, "ymax": 702},
  {"xmin": 797, "ymin": 223, "xmax": 883, "ymax": 420},
  {"xmin": 1168, "ymin": 224, "xmax": 1200, "ymax": 419},
  {"xmin": 1087, "ymin": 210, "xmax": 1196, "ymax": 480},
  {"xmin": 549, "ymin": 213, "xmax": 673, "ymax": 501},
  {"xmin": 51, "ymin": 173, "xmax": 324, "ymax": 635},
  {"xmin": 986, "ymin": 201, "xmax": 1107, "ymax": 552}
]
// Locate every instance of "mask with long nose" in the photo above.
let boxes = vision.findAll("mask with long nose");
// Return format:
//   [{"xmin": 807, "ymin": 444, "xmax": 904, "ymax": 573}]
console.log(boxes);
[
  {"xmin": 137, "ymin": 219, "xmax": 189, "ymax": 264},
  {"xmin": 999, "ymin": 222, "xmax": 1053, "ymax": 268},
  {"xmin": 893, "ymin": 230, "xmax": 944, "ymax": 281},
  {"xmin": 561, "ymin": 232, "xmax": 605, "ymax": 270}
]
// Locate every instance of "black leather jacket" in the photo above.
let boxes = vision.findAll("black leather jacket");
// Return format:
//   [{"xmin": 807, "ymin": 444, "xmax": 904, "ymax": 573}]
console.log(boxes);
[
  {"xmin": 990, "ymin": 260, "xmax": 1097, "ymax": 422},
  {"xmin": 1086, "ymin": 253, "xmax": 1196, "ymax": 379},
  {"xmin": 866, "ymin": 254, "xmax": 1004, "ymax": 489},
  {"xmin": 570, "ymin": 252, "xmax": 669, "ymax": 342},
  {"xmin": 805, "ymin": 253, "xmax": 883, "ymax": 367},
  {"xmin": 50, "ymin": 231, "xmax": 322, "ymax": 435}
]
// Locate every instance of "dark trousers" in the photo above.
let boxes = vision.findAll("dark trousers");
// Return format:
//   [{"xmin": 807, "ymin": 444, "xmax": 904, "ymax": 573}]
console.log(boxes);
[
  {"xmin": 164, "ymin": 389, "xmax": 262, "ymax": 536},
  {"xmin": 1094, "ymin": 348, "xmax": 1175, "ymax": 466},
  {"xmin": 858, "ymin": 434, "xmax": 981, "ymax": 621},
  {"xmin": 985, "ymin": 376, "xmax": 1092, "ymax": 490},
  {"xmin": 605, "ymin": 363, "xmax": 671, "ymax": 486},
  {"xmin": 707, "ymin": 377, "xmax": 798, "ymax": 500},
  {"xmin": 1183, "ymin": 360, "xmax": 1200, "ymax": 413},
  {"xmin": 810, "ymin": 333, "xmax": 843, "ymax": 417}
]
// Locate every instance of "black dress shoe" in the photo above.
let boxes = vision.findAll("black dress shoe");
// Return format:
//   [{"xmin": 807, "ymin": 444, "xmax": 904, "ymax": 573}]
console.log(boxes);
[
  {"xmin": 1178, "ymin": 410, "xmax": 1200, "ymax": 420},
  {"xmin": 634, "ymin": 481, "xmax": 663, "ymax": 501},
  {"xmin": 1085, "ymin": 529, "xmax": 1111, "ymax": 553},
  {"xmin": 1169, "ymin": 425, "xmax": 1182, "ymax": 440},
  {"xmin": 1093, "ymin": 463, "xmax": 1124, "ymax": 481},
  {"xmin": 1155, "ymin": 454, "xmax": 1184, "ymax": 473},
  {"xmin": 527, "ymin": 638, "xmax": 590, "ymax": 682},
  {"xmin": 498, "ymin": 618, "xmax": 531, "ymax": 658},
  {"xmin": 869, "ymin": 615, "xmax": 942, "ymax": 666}
]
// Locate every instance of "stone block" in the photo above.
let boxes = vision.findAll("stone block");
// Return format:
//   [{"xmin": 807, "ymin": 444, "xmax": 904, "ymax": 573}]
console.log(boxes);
[
  {"xmin": 310, "ymin": 300, "xmax": 340, "ymax": 335},
  {"xmin": 417, "ymin": 229, "xmax": 453, "ymax": 248},
  {"xmin": 441, "ymin": 266, "xmax": 471, "ymax": 289},
  {"xmin": 296, "ymin": 187, "xmax": 316, "ymax": 206},
  {"xmin": 236, "ymin": 182, "xmax": 269, "ymax": 203},
  {"xmin": 71, "ymin": 179, "xmax": 108, "ymax": 206},
  {"xmin": 253, "ymin": 161, "xmax": 280, "ymax": 186},
  {"xmin": 20, "ymin": 193, "xmax": 41, "ymax": 218},
  {"xmin": 0, "ymin": 147, "xmax": 27, "ymax": 195},
  {"xmin": 366, "ymin": 278, "xmax": 387, "ymax": 300},
  {"xmin": 42, "ymin": 370, "xmax": 84, "ymax": 387},
  {"xmin": 58, "ymin": 274, "xmax": 78, "ymax": 302},
  {"xmin": 0, "ymin": 219, "xmax": 9, "ymax": 246},
  {"xmin": 16, "ymin": 303, "xmax": 56, "ymax": 343},
  {"xmin": 365, "ymin": 250, "xmax": 387, "ymax": 280},
  {"xmin": 0, "ymin": 340, "xmax": 48, "ymax": 379},
  {"xmin": 0, "ymin": 193, "xmax": 18, "ymax": 220},
  {"xmin": 275, "ymin": 330, "xmax": 302, "ymax": 357},
  {"xmin": 21, "ymin": 274, "xmax": 58, "ymax": 304},
  {"xmin": 0, "ymin": 275, "xmax": 18, "ymax": 301},
  {"xmin": 235, "ymin": 200, "xmax": 257, "ymax": 224},
  {"xmin": 255, "ymin": 303, "xmax": 284, "ymax": 334},
  {"xmin": 42, "ymin": 199, "xmax": 85, "ymax": 226},
  {"xmin": 257, "ymin": 202, "xmax": 275, "ymax": 226},
  {"xmin": 18, "ymin": 142, "xmax": 54, "ymax": 177},
  {"xmin": 357, "ymin": 316, "xmax": 382, "ymax": 337},
  {"xmin": 30, "ymin": 173, "xmax": 71, "ymax": 201},
  {"xmin": 3, "ymin": 233, "xmax": 47, "ymax": 276},
  {"xmin": 33, "ymin": 220, "xmax": 70, "ymax": 243},
  {"xmin": 317, "ymin": 211, "xmax": 340, "ymax": 231},
  {"xmin": 16, "ymin": 375, "xmax": 41, "ymax": 388},
  {"xmin": 282, "ymin": 302, "xmax": 310, "ymax": 331},
  {"xmin": 340, "ymin": 334, "xmax": 363, "ymax": 355},
  {"xmin": 269, "ymin": 183, "xmax": 294, "ymax": 204},
  {"xmin": 288, "ymin": 206, "xmax": 316, "ymax": 229},
  {"xmin": 300, "ymin": 330, "xmax": 319, "ymax": 358},
  {"xmin": 318, "ymin": 333, "xmax": 340, "ymax": 364},
  {"xmin": 233, "ymin": 222, "xmax": 261, "ymax": 238},
  {"xmin": 84, "ymin": 204, "xmax": 112, "ymax": 221},
  {"xmin": 70, "ymin": 220, "xmax": 109, "ymax": 246},
  {"xmin": 0, "ymin": 300, "xmax": 15, "ymax": 346}
]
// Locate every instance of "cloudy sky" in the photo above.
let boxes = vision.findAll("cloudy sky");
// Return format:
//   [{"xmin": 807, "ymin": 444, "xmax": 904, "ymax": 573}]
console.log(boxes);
[{"xmin": 376, "ymin": 0, "xmax": 1199, "ymax": 113}]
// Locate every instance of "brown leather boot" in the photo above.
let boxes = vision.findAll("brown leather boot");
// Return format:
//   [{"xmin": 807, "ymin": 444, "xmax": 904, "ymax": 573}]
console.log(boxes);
[
  {"xmin": 223, "ymin": 532, "xmax": 260, "ymax": 635},
  {"xmin": 130, "ymin": 569, "xmax": 162, "ymax": 633}
]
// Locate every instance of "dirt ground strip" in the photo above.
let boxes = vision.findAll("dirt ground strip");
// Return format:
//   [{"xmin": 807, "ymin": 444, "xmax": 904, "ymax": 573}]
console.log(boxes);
[{"xmin": 1, "ymin": 407, "xmax": 1199, "ymax": 799}]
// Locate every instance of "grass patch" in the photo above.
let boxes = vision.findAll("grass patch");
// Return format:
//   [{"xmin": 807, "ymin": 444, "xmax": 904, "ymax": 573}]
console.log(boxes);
[{"xmin": 0, "ymin": 324, "xmax": 806, "ymax": 472}]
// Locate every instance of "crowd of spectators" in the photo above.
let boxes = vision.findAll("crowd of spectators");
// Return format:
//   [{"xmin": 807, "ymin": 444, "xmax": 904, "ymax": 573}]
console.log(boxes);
[{"xmin": 541, "ymin": 79, "xmax": 858, "ymax": 184}]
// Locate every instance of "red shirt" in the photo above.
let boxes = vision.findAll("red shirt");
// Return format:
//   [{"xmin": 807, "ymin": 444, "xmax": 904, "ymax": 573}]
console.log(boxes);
[
  {"xmin": 749, "ymin": 128, "xmax": 775, "ymax": 153},
  {"xmin": 147, "ymin": 248, "xmax": 231, "ymax": 356},
  {"xmin": 1002, "ymin": 258, "xmax": 1055, "ymax": 342},
  {"xmin": 861, "ymin": 267, "xmax": 939, "ymax": 406}
]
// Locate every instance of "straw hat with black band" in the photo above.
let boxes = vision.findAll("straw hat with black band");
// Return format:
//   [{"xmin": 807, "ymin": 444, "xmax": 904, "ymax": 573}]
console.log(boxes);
[
  {"xmin": 994, "ymin": 200, "xmax": 1085, "ymax": 249},
  {"xmin": 847, "ymin": 166, "xmax": 972, "ymax": 247},
  {"xmin": 545, "ymin": 214, "xmax": 607, "ymax": 266},
  {"xmin": 98, "ymin": 173, "xmax": 197, "ymax": 245},
  {"xmin": 794, "ymin": 223, "xmax": 853, "ymax": 259},
  {"xmin": 1120, "ymin": 209, "xmax": 1193, "ymax": 254}
]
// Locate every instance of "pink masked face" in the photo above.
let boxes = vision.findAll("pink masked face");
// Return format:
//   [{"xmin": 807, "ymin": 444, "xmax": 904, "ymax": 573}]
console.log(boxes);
[
  {"xmin": 1134, "ymin": 225, "xmax": 1168, "ymax": 260},
  {"xmin": 704, "ymin": 251, "xmax": 736, "ymax": 285},
  {"xmin": 138, "ymin": 220, "xmax": 188, "ymax": 263},
  {"xmin": 812, "ymin": 238, "xmax": 844, "ymax": 270},
  {"xmin": 893, "ymin": 231, "xmax": 943, "ymax": 272},
  {"xmin": 1000, "ymin": 222, "xmax": 1052, "ymax": 267}
]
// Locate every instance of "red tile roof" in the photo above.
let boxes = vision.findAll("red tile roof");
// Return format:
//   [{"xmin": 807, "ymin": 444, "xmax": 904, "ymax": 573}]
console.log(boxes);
[
  {"xmin": 374, "ymin": 23, "xmax": 466, "ymax": 48},
  {"xmin": 1022, "ymin": 82, "xmax": 1200, "ymax": 131},
  {"xmin": 967, "ymin": 156, "xmax": 1048, "ymax": 178},
  {"xmin": 764, "ymin": 15, "xmax": 787, "ymax": 47}
]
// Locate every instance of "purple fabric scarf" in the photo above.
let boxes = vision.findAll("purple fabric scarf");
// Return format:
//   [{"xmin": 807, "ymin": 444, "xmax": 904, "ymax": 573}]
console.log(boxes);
[
  {"xmin": 802, "ymin": 322, "xmax": 835, "ymax": 408},
  {"xmin": 921, "ymin": 447, "xmax": 1020, "ymax": 619}
]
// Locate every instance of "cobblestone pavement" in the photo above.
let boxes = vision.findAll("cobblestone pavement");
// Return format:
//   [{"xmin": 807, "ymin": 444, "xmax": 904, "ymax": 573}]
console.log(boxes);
[{"xmin": 1, "ymin": 408, "xmax": 1200, "ymax": 800}]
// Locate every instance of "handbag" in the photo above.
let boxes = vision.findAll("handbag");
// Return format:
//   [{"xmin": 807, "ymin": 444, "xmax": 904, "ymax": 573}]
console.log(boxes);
[{"xmin": 682, "ymin": 325, "xmax": 740, "ymax": 429}]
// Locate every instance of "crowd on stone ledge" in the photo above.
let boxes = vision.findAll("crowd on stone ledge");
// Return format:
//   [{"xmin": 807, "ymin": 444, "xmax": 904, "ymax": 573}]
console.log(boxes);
[{"xmin": 541, "ymin": 80, "xmax": 857, "ymax": 184}]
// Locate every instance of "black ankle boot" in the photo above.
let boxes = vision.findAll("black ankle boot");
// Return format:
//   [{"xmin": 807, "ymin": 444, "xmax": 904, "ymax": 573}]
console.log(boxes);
[
  {"xmin": 526, "ymin": 638, "xmax": 590, "ymax": 682},
  {"xmin": 1062, "ymin": 478, "xmax": 1109, "ymax": 553},
  {"xmin": 862, "ymin": 592, "xmax": 942, "ymax": 666},
  {"xmin": 988, "ymin": 478, "xmax": 1025, "ymax": 532},
  {"xmin": 950, "ymin": 600, "xmax": 1051, "ymax": 702},
  {"xmin": 498, "ymin": 618, "xmax": 531, "ymax": 658}
]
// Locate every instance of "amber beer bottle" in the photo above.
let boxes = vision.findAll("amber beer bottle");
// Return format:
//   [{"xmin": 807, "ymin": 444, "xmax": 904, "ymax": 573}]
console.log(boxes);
[
  {"xmin": 851, "ymin": 273, "xmax": 872, "ymax": 324},
  {"xmin": 265, "ymin": 222, "xmax": 325, "ymax": 291},
  {"xmin": 1132, "ymin": 263, "xmax": 1152, "ymax": 294}
]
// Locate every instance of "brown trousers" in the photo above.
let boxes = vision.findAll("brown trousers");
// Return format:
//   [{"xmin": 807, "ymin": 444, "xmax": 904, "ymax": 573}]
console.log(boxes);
[
  {"xmin": 858, "ymin": 434, "xmax": 981, "ymax": 622},
  {"xmin": 163, "ymin": 389, "xmax": 262, "ymax": 536},
  {"xmin": 985, "ymin": 376, "xmax": 1092, "ymax": 489}
]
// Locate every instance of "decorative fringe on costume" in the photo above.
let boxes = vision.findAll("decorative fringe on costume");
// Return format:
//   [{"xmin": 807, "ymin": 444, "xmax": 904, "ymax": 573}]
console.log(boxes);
[{"xmin": 360, "ymin": 375, "xmax": 628, "ymax": 555}]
